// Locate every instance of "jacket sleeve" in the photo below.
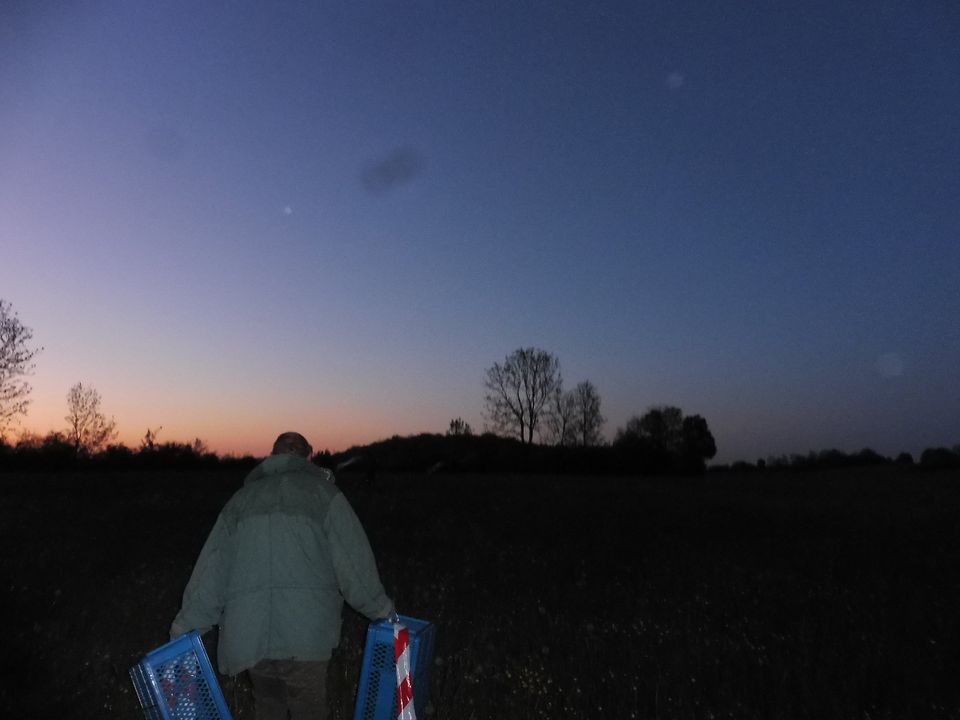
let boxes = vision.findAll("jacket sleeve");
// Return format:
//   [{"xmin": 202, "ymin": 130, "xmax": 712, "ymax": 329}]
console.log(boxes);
[
  {"xmin": 324, "ymin": 492, "xmax": 393, "ymax": 620},
  {"xmin": 170, "ymin": 512, "xmax": 230, "ymax": 638}
]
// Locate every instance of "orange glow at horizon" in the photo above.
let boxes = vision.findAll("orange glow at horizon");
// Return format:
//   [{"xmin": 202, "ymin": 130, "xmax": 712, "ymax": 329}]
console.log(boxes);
[{"xmin": 11, "ymin": 395, "xmax": 449, "ymax": 458}]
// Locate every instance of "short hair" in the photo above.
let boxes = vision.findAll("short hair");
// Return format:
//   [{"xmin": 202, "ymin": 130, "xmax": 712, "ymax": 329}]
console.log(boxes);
[{"xmin": 271, "ymin": 432, "xmax": 313, "ymax": 458}]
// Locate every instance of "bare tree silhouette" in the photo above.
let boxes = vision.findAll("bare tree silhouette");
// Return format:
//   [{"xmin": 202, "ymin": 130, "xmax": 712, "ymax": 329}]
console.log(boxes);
[
  {"xmin": 140, "ymin": 426, "xmax": 163, "ymax": 451},
  {"xmin": 0, "ymin": 299, "xmax": 42, "ymax": 440},
  {"xmin": 484, "ymin": 347, "xmax": 561, "ymax": 445},
  {"xmin": 65, "ymin": 382, "xmax": 117, "ymax": 455},
  {"xmin": 544, "ymin": 385, "xmax": 577, "ymax": 446},
  {"xmin": 447, "ymin": 417, "xmax": 473, "ymax": 436},
  {"xmin": 572, "ymin": 380, "xmax": 605, "ymax": 447}
]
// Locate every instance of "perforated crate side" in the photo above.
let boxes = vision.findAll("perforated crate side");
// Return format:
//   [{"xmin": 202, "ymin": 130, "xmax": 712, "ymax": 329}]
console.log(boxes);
[
  {"xmin": 129, "ymin": 632, "xmax": 233, "ymax": 720},
  {"xmin": 354, "ymin": 616, "xmax": 435, "ymax": 720}
]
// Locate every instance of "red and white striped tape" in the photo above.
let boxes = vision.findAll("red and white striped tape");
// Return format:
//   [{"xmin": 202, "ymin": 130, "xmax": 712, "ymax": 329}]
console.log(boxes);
[{"xmin": 393, "ymin": 622, "xmax": 417, "ymax": 720}]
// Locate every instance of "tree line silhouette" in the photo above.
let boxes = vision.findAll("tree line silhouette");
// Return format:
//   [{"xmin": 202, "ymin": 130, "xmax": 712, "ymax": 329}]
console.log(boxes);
[
  {"xmin": 2, "ymin": 300, "xmax": 958, "ymax": 475},
  {"xmin": 714, "ymin": 445, "xmax": 960, "ymax": 474},
  {"xmin": 0, "ymin": 426, "xmax": 256, "ymax": 472},
  {"xmin": 5, "ymin": 425, "xmax": 956, "ymax": 474}
]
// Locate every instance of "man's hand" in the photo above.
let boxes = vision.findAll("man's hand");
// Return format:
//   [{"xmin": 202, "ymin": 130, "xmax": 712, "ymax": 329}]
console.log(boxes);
[{"xmin": 169, "ymin": 620, "xmax": 189, "ymax": 640}]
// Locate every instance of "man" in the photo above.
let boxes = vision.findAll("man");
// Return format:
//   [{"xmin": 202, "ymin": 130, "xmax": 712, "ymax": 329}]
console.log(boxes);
[{"xmin": 170, "ymin": 431, "xmax": 395, "ymax": 720}]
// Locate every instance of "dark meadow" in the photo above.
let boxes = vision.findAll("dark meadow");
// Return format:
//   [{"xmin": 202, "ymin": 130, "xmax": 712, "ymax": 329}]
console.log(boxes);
[{"xmin": 3, "ymin": 437, "xmax": 959, "ymax": 719}]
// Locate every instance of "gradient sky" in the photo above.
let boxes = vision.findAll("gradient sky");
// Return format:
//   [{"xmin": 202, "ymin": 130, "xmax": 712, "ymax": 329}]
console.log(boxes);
[{"xmin": 2, "ymin": 1, "xmax": 958, "ymax": 463}]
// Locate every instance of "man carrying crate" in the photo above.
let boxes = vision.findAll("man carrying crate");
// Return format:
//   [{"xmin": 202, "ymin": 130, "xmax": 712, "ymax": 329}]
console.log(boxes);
[{"xmin": 170, "ymin": 431, "xmax": 396, "ymax": 720}]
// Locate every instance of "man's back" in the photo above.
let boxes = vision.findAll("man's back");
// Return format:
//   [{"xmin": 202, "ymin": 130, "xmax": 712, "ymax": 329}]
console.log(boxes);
[{"xmin": 172, "ymin": 453, "xmax": 392, "ymax": 676}]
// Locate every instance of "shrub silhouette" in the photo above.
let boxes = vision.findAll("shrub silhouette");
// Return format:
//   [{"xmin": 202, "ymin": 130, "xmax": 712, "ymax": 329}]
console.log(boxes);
[
  {"xmin": 613, "ymin": 406, "xmax": 717, "ymax": 474},
  {"xmin": 920, "ymin": 447, "xmax": 960, "ymax": 470}
]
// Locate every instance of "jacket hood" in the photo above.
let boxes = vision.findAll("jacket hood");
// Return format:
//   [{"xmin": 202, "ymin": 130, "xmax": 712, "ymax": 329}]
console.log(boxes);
[{"xmin": 244, "ymin": 454, "xmax": 321, "ymax": 485}]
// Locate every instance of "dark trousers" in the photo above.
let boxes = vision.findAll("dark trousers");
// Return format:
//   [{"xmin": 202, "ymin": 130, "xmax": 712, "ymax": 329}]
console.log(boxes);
[{"xmin": 248, "ymin": 659, "xmax": 329, "ymax": 720}]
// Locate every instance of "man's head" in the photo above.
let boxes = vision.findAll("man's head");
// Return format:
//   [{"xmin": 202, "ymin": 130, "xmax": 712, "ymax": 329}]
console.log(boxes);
[{"xmin": 271, "ymin": 432, "xmax": 313, "ymax": 458}]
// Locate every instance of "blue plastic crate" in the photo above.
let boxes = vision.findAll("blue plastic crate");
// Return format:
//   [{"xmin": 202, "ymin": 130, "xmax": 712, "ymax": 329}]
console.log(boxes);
[
  {"xmin": 129, "ymin": 631, "xmax": 233, "ymax": 720},
  {"xmin": 354, "ymin": 615, "xmax": 435, "ymax": 720}
]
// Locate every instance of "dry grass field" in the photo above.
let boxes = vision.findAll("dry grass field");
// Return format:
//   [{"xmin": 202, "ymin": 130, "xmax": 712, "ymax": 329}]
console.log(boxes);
[{"xmin": 3, "ymin": 465, "xmax": 959, "ymax": 719}]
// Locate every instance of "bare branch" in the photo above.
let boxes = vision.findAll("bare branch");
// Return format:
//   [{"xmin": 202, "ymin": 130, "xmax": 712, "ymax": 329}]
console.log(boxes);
[{"xmin": 0, "ymin": 299, "xmax": 42, "ymax": 439}]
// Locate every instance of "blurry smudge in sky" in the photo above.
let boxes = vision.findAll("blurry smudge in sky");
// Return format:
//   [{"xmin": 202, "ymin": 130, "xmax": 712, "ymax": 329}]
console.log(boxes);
[
  {"xmin": 876, "ymin": 353, "xmax": 905, "ymax": 379},
  {"xmin": 361, "ymin": 147, "xmax": 425, "ymax": 194}
]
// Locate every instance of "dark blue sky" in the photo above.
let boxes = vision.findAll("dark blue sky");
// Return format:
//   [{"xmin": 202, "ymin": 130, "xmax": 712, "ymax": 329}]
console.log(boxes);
[{"xmin": 2, "ymin": 1, "xmax": 958, "ymax": 461}]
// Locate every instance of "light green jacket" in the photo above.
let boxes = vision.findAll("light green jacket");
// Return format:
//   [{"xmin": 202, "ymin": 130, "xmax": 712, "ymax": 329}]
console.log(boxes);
[{"xmin": 171, "ymin": 454, "xmax": 392, "ymax": 675}]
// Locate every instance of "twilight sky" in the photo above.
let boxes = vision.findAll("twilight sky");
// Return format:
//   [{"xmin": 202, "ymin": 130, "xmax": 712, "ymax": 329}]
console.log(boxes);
[{"xmin": 2, "ymin": 1, "xmax": 958, "ymax": 463}]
